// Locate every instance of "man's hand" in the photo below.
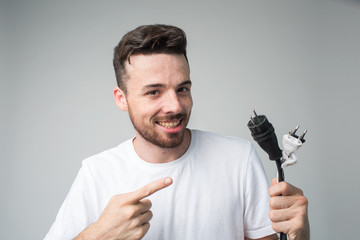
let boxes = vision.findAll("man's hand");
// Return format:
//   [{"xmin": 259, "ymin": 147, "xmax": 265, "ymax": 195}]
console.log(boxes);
[
  {"xmin": 268, "ymin": 178, "xmax": 310, "ymax": 240},
  {"xmin": 75, "ymin": 177, "xmax": 173, "ymax": 240}
]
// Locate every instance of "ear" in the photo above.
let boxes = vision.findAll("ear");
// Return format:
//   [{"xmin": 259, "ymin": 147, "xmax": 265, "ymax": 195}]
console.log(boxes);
[{"xmin": 113, "ymin": 86, "xmax": 128, "ymax": 111}]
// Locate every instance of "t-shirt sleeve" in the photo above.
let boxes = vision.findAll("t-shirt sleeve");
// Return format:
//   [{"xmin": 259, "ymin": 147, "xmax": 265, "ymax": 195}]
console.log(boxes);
[
  {"xmin": 243, "ymin": 144, "xmax": 276, "ymax": 239},
  {"xmin": 44, "ymin": 163, "xmax": 99, "ymax": 240}
]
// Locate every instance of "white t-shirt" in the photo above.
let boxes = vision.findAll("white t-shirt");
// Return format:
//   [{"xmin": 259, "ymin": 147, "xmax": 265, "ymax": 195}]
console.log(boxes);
[{"xmin": 45, "ymin": 130, "xmax": 275, "ymax": 240}]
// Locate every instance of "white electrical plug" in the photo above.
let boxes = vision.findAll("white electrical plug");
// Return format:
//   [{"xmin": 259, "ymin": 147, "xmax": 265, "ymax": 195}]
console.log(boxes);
[{"xmin": 281, "ymin": 126, "xmax": 307, "ymax": 168}]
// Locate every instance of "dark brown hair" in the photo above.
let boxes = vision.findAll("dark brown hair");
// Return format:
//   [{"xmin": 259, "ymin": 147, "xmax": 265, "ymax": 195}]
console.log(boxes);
[{"xmin": 113, "ymin": 24, "xmax": 188, "ymax": 92}]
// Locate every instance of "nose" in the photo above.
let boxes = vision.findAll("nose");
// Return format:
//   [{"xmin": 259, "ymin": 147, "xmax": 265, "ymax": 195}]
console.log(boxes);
[{"xmin": 162, "ymin": 91, "xmax": 182, "ymax": 114}]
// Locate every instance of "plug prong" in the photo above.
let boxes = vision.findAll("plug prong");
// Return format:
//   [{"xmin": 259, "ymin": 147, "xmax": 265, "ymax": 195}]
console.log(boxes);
[
  {"xmin": 299, "ymin": 129, "xmax": 307, "ymax": 140},
  {"xmin": 250, "ymin": 115, "xmax": 256, "ymax": 125},
  {"xmin": 252, "ymin": 109, "xmax": 258, "ymax": 117},
  {"xmin": 291, "ymin": 125, "xmax": 299, "ymax": 136}
]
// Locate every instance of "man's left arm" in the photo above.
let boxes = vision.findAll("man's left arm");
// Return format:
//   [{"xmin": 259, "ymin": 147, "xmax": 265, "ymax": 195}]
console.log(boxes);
[
  {"xmin": 268, "ymin": 178, "xmax": 310, "ymax": 240},
  {"xmin": 245, "ymin": 179, "xmax": 310, "ymax": 240}
]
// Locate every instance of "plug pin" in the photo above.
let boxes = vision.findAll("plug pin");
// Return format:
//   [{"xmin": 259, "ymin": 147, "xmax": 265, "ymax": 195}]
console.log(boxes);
[
  {"xmin": 290, "ymin": 125, "xmax": 299, "ymax": 136},
  {"xmin": 299, "ymin": 129, "xmax": 307, "ymax": 140},
  {"xmin": 250, "ymin": 115, "xmax": 256, "ymax": 125},
  {"xmin": 252, "ymin": 109, "xmax": 258, "ymax": 117}
]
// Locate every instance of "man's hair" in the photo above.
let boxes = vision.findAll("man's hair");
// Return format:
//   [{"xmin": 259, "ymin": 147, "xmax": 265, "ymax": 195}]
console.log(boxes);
[{"xmin": 113, "ymin": 24, "xmax": 188, "ymax": 93}]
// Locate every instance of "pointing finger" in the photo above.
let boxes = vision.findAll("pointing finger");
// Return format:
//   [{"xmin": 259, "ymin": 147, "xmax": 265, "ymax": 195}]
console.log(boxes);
[{"xmin": 129, "ymin": 177, "xmax": 173, "ymax": 203}]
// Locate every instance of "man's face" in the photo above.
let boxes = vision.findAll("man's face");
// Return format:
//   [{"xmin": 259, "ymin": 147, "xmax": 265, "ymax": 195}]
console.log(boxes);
[{"xmin": 121, "ymin": 53, "xmax": 192, "ymax": 148}]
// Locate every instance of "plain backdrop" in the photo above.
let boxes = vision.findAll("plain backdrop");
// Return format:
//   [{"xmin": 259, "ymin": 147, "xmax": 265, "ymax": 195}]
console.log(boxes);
[{"xmin": 1, "ymin": 0, "xmax": 360, "ymax": 239}]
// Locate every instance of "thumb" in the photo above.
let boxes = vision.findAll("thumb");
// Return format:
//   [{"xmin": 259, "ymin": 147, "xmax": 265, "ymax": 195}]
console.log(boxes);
[{"xmin": 271, "ymin": 177, "xmax": 277, "ymax": 186}]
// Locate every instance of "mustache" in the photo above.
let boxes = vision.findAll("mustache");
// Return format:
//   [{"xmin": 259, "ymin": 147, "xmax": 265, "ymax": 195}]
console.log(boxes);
[{"xmin": 155, "ymin": 113, "xmax": 187, "ymax": 122}]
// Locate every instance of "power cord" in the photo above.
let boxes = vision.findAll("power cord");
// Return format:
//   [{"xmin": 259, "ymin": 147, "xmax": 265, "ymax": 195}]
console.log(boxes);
[{"xmin": 247, "ymin": 110, "xmax": 307, "ymax": 240}]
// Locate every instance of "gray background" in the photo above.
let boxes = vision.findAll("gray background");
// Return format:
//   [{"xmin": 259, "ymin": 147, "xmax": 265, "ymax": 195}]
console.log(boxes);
[{"xmin": 1, "ymin": 0, "xmax": 359, "ymax": 239}]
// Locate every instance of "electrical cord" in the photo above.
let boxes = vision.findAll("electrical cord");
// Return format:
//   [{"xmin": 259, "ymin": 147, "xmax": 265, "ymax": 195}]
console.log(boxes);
[{"xmin": 247, "ymin": 110, "xmax": 307, "ymax": 240}]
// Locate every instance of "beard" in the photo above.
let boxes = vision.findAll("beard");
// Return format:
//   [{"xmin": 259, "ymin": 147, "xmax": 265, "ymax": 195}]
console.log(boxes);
[{"xmin": 128, "ymin": 106, "xmax": 190, "ymax": 148}]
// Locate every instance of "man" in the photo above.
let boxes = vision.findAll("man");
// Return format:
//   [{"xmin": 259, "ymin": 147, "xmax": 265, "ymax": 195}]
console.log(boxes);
[{"xmin": 45, "ymin": 24, "xmax": 309, "ymax": 240}]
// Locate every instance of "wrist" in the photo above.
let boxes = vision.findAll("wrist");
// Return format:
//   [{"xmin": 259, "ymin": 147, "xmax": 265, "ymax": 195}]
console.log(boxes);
[{"xmin": 74, "ymin": 221, "xmax": 104, "ymax": 240}]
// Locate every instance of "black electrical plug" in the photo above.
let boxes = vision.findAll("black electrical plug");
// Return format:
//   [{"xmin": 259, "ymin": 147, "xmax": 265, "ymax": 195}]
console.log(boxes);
[
  {"xmin": 247, "ymin": 110, "xmax": 287, "ymax": 240},
  {"xmin": 247, "ymin": 110, "xmax": 282, "ymax": 161}
]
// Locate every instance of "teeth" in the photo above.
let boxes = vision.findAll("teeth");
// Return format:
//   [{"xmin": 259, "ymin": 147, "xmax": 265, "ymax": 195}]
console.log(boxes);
[{"xmin": 158, "ymin": 120, "xmax": 180, "ymax": 128}]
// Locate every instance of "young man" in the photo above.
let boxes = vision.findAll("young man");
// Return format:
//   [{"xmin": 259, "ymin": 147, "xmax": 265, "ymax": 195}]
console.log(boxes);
[{"xmin": 45, "ymin": 24, "xmax": 309, "ymax": 240}]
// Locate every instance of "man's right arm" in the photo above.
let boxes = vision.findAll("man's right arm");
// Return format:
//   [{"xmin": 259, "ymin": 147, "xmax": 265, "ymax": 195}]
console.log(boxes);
[{"xmin": 74, "ymin": 177, "xmax": 172, "ymax": 240}]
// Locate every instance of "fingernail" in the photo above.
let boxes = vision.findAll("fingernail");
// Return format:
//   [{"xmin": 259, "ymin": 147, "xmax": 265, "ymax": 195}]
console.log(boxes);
[{"xmin": 165, "ymin": 177, "xmax": 172, "ymax": 185}]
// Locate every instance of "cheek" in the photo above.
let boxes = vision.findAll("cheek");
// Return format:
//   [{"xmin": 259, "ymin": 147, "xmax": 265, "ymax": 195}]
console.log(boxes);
[
  {"xmin": 139, "ymin": 104, "xmax": 160, "ymax": 119},
  {"xmin": 183, "ymin": 97, "xmax": 193, "ymax": 111}
]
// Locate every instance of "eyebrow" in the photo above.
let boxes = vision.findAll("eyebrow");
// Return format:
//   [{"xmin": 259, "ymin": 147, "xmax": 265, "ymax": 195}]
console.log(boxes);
[
  {"xmin": 179, "ymin": 80, "xmax": 192, "ymax": 87},
  {"xmin": 142, "ymin": 80, "xmax": 192, "ymax": 91}
]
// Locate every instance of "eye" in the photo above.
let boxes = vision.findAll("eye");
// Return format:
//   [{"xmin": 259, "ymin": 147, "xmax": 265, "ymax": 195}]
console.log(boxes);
[
  {"xmin": 147, "ymin": 90, "xmax": 159, "ymax": 96},
  {"xmin": 178, "ymin": 87, "xmax": 189, "ymax": 93}
]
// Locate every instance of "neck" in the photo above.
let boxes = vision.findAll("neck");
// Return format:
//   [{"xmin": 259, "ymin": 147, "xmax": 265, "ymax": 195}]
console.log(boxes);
[{"xmin": 133, "ymin": 129, "xmax": 191, "ymax": 164}]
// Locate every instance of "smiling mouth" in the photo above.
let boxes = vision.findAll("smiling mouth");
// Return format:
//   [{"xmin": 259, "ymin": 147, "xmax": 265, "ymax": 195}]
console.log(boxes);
[{"xmin": 157, "ymin": 119, "xmax": 181, "ymax": 128}]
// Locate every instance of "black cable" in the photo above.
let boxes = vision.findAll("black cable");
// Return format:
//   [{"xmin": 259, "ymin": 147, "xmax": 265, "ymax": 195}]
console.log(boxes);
[
  {"xmin": 275, "ymin": 159, "xmax": 284, "ymax": 182},
  {"xmin": 247, "ymin": 110, "xmax": 287, "ymax": 240}
]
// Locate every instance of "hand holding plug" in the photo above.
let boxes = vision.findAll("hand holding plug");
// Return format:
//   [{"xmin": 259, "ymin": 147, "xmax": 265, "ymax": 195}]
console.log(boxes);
[
  {"xmin": 247, "ymin": 110, "xmax": 308, "ymax": 240},
  {"xmin": 269, "ymin": 178, "xmax": 310, "ymax": 240}
]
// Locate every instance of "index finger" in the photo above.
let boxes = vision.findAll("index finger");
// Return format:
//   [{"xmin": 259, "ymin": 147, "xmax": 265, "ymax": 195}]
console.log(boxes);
[
  {"xmin": 130, "ymin": 177, "xmax": 173, "ymax": 203},
  {"xmin": 269, "ymin": 179, "xmax": 303, "ymax": 197}
]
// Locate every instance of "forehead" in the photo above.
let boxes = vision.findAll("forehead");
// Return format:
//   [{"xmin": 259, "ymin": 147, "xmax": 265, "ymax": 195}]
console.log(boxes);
[{"xmin": 125, "ymin": 53, "xmax": 190, "ymax": 84}]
